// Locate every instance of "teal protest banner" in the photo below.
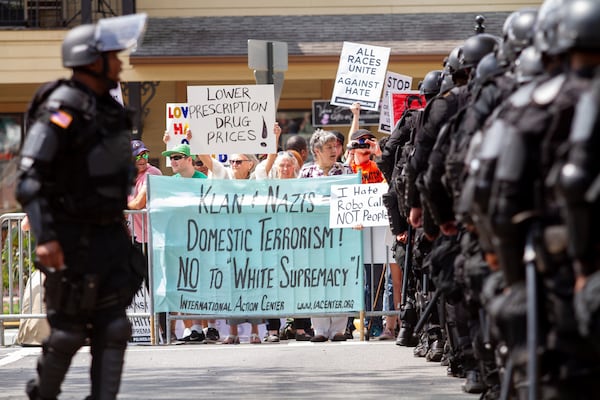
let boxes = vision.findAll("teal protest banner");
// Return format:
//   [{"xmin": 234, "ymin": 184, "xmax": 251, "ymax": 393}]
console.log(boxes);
[{"xmin": 148, "ymin": 174, "xmax": 363, "ymax": 317}]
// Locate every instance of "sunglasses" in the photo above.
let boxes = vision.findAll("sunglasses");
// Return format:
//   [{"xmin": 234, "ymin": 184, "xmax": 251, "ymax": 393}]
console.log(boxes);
[
  {"xmin": 170, "ymin": 155, "xmax": 187, "ymax": 161},
  {"xmin": 194, "ymin": 160, "xmax": 204, "ymax": 167},
  {"xmin": 135, "ymin": 152, "xmax": 149, "ymax": 161},
  {"xmin": 230, "ymin": 159, "xmax": 249, "ymax": 165}
]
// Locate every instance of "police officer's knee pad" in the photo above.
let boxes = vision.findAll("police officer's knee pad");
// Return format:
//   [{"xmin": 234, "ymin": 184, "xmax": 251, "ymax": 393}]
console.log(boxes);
[
  {"xmin": 103, "ymin": 316, "xmax": 132, "ymax": 348},
  {"xmin": 44, "ymin": 329, "xmax": 87, "ymax": 357}
]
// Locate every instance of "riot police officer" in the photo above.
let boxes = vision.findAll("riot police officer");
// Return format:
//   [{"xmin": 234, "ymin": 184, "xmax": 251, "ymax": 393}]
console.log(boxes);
[
  {"xmin": 486, "ymin": 0, "xmax": 600, "ymax": 397},
  {"xmin": 558, "ymin": 67, "xmax": 600, "ymax": 353},
  {"xmin": 378, "ymin": 69, "xmax": 442, "ymax": 346},
  {"xmin": 16, "ymin": 14, "xmax": 147, "ymax": 400}
]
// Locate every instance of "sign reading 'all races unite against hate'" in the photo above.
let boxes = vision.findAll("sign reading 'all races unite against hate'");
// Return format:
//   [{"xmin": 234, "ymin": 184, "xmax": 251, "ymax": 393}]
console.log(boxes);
[
  {"xmin": 185, "ymin": 84, "xmax": 277, "ymax": 155},
  {"xmin": 148, "ymin": 175, "xmax": 364, "ymax": 316},
  {"xmin": 331, "ymin": 42, "xmax": 391, "ymax": 111}
]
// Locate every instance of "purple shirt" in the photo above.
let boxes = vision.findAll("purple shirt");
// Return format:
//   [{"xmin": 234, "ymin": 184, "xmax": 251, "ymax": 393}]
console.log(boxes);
[{"xmin": 129, "ymin": 164, "xmax": 162, "ymax": 243}]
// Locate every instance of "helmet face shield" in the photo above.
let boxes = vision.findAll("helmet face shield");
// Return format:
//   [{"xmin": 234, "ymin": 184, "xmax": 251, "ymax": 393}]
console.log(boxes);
[{"xmin": 95, "ymin": 13, "xmax": 147, "ymax": 53}]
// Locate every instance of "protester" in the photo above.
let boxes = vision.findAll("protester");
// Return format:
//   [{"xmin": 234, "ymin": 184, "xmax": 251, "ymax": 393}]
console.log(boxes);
[
  {"xmin": 256, "ymin": 127, "xmax": 300, "ymax": 342},
  {"xmin": 299, "ymin": 129, "xmax": 353, "ymax": 342},
  {"xmin": 128, "ymin": 139, "xmax": 162, "ymax": 243}
]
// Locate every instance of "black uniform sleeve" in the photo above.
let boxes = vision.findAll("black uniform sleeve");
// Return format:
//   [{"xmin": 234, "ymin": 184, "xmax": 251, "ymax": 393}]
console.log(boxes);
[
  {"xmin": 377, "ymin": 120, "xmax": 410, "ymax": 182},
  {"xmin": 422, "ymin": 126, "xmax": 455, "ymax": 226},
  {"xmin": 16, "ymin": 111, "xmax": 73, "ymax": 244},
  {"xmin": 410, "ymin": 98, "xmax": 449, "ymax": 176}
]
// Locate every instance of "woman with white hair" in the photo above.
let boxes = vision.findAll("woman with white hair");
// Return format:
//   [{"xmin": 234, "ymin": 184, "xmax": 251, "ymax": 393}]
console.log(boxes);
[
  {"xmin": 298, "ymin": 129, "xmax": 353, "ymax": 342},
  {"xmin": 299, "ymin": 129, "xmax": 353, "ymax": 178}
]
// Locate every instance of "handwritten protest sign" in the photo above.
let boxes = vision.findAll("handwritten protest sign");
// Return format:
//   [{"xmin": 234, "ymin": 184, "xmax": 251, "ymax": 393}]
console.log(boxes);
[
  {"xmin": 378, "ymin": 72, "xmax": 413, "ymax": 134},
  {"xmin": 164, "ymin": 103, "xmax": 191, "ymax": 166},
  {"xmin": 331, "ymin": 42, "xmax": 390, "ymax": 111},
  {"xmin": 165, "ymin": 103, "xmax": 190, "ymax": 144},
  {"xmin": 186, "ymin": 84, "xmax": 276, "ymax": 155},
  {"xmin": 390, "ymin": 91, "xmax": 426, "ymax": 129},
  {"xmin": 329, "ymin": 183, "xmax": 389, "ymax": 228},
  {"xmin": 148, "ymin": 174, "xmax": 364, "ymax": 316}
]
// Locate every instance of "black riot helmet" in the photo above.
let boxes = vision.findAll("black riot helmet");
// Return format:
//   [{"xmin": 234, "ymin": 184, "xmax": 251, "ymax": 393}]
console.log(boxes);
[
  {"xmin": 439, "ymin": 73, "xmax": 455, "ymax": 94},
  {"xmin": 514, "ymin": 46, "xmax": 544, "ymax": 83},
  {"xmin": 502, "ymin": 10, "xmax": 519, "ymax": 37},
  {"xmin": 499, "ymin": 7, "xmax": 538, "ymax": 65},
  {"xmin": 459, "ymin": 33, "xmax": 501, "ymax": 69},
  {"xmin": 419, "ymin": 70, "xmax": 443, "ymax": 98},
  {"xmin": 62, "ymin": 13, "xmax": 147, "ymax": 68},
  {"xmin": 555, "ymin": 0, "xmax": 600, "ymax": 54},
  {"xmin": 445, "ymin": 46, "xmax": 464, "ymax": 74},
  {"xmin": 475, "ymin": 52, "xmax": 502, "ymax": 82},
  {"xmin": 534, "ymin": 0, "xmax": 568, "ymax": 55}
]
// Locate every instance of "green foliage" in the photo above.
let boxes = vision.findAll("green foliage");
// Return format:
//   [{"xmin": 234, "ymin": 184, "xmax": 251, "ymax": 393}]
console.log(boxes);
[{"xmin": 2, "ymin": 224, "xmax": 36, "ymax": 293}]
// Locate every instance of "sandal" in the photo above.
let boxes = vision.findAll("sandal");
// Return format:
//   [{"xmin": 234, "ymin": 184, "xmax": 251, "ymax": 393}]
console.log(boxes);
[
  {"xmin": 250, "ymin": 334, "xmax": 261, "ymax": 344},
  {"xmin": 222, "ymin": 335, "xmax": 240, "ymax": 344}
]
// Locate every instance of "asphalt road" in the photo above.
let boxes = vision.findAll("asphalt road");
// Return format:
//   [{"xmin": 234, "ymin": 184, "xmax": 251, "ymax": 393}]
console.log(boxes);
[{"xmin": 0, "ymin": 337, "xmax": 480, "ymax": 400}]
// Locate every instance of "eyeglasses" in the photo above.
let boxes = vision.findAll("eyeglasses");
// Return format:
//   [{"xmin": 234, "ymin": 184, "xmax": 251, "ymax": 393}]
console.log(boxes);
[
  {"xmin": 169, "ymin": 155, "xmax": 187, "ymax": 161},
  {"xmin": 135, "ymin": 152, "xmax": 149, "ymax": 161},
  {"xmin": 230, "ymin": 159, "xmax": 249, "ymax": 165}
]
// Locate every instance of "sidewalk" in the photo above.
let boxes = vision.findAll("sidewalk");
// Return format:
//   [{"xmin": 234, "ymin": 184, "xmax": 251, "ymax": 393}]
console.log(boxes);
[{"xmin": 1, "ymin": 339, "xmax": 477, "ymax": 400}]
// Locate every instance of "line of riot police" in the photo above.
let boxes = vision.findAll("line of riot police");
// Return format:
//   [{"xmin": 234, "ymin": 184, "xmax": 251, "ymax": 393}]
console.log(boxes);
[{"xmin": 377, "ymin": 1, "xmax": 600, "ymax": 399}]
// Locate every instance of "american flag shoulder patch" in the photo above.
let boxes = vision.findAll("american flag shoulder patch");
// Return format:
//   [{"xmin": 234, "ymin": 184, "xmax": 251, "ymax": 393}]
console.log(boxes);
[{"xmin": 49, "ymin": 110, "xmax": 73, "ymax": 129}]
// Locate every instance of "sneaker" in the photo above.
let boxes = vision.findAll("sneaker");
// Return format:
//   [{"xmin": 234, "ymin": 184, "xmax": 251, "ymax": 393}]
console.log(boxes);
[
  {"xmin": 377, "ymin": 329, "xmax": 395, "ymax": 340},
  {"xmin": 182, "ymin": 329, "xmax": 205, "ymax": 343},
  {"xmin": 205, "ymin": 327, "xmax": 220, "ymax": 343},
  {"xmin": 265, "ymin": 334, "xmax": 280, "ymax": 343},
  {"xmin": 369, "ymin": 325, "xmax": 382, "ymax": 338}
]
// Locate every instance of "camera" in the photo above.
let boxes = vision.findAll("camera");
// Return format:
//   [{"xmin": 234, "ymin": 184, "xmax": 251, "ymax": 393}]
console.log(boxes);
[{"xmin": 347, "ymin": 138, "xmax": 370, "ymax": 150}]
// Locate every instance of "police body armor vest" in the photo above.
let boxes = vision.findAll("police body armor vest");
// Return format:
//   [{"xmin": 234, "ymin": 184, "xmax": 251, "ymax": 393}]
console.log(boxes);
[{"xmin": 39, "ymin": 81, "xmax": 134, "ymax": 222}]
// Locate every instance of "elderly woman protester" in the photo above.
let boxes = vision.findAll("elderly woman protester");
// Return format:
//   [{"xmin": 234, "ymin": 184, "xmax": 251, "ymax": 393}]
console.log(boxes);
[{"xmin": 298, "ymin": 129, "xmax": 353, "ymax": 342}]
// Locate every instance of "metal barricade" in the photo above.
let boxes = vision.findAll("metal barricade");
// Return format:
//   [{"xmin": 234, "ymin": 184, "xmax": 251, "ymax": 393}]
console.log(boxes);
[
  {"xmin": 124, "ymin": 210, "xmax": 155, "ymax": 343},
  {"xmin": 2, "ymin": 210, "xmax": 398, "ymax": 345},
  {"xmin": 0, "ymin": 210, "xmax": 155, "ymax": 346},
  {"xmin": 361, "ymin": 226, "xmax": 399, "ymax": 338},
  {"xmin": 0, "ymin": 212, "xmax": 40, "ymax": 346}
]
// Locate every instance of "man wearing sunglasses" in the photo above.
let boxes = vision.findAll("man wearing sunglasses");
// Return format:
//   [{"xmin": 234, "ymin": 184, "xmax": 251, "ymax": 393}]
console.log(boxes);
[
  {"xmin": 162, "ymin": 144, "xmax": 207, "ymax": 180},
  {"xmin": 161, "ymin": 144, "xmax": 208, "ymax": 342}
]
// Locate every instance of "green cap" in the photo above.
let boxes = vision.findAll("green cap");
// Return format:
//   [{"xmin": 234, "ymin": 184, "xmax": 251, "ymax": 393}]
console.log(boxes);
[{"xmin": 162, "ymin": 143, "xmax": 191, "ymax": 157}]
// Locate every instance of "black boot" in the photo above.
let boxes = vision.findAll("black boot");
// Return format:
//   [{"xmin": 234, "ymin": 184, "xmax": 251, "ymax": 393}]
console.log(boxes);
[{"xmin": 26, "ymin": 379, "xmax": 57, "ymax": 400}]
